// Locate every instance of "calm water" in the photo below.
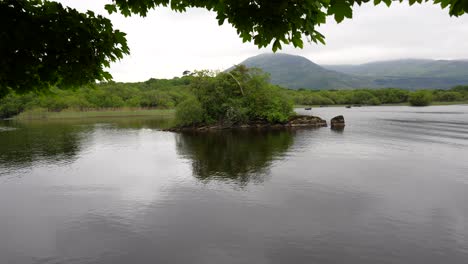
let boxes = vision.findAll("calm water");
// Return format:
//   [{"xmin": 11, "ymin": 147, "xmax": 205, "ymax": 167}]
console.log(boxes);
[{"xmin": 1, "ymin": 106, "xmax": 468, "ymax": 264}]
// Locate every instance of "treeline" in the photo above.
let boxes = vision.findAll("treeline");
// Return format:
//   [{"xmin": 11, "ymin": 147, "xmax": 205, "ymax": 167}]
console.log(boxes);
[
  {"xmin": 0, "ymin": 77, "xmax": 193, "ymax": 118},
  {"xmin": 287, "ymin": 86, "xmax": 468, "ymax": 106},
  {"xmin": 1, "ymin": 72, "xmax": 468, "ymax": 119}
]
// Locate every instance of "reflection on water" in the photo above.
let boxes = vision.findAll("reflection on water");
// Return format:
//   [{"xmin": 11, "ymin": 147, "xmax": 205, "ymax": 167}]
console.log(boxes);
[
  {"xmin": 1, "ymin": 105, "xmax": 468, "ymax": 264},
  {"xmin": 176, "ymin": 130, "xmax": 294, "ymax": 184},
  {"xmin": 0, "ymin": 117, "xmax": 175, "ymax": 175},
  {"xmin": 0, "ymin": 121, "xmax": 85, "ymax": 171}
]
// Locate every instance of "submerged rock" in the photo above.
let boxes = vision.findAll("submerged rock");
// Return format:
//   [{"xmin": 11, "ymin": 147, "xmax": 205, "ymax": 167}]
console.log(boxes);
[
  {"xmin": 288, "ymin": 115, "xmax": 327, "ymax": 127},
  {"xmin": 166, "ymin": 115, "xmax": 327, "ymax": 132},
  {"xmin": 330, "ymin": 115, "xmax": 345, "ymax": 129}
]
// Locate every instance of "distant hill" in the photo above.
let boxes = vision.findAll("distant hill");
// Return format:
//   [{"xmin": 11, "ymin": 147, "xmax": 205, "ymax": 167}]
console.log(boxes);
[
  {"xmin": 323, "ymin": 59, "xmax": 468, "ymax": 78},
  {"xmin": 232, "ymin": 54, "xmax": 468, "ymax": 90},
  {"xmin": 233, "ymin": 53, "xmax": 373, "ymax": 89}
]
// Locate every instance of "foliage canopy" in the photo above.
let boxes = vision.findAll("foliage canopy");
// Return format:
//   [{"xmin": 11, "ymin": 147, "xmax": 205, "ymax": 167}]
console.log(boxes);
[
  {"xmin": 107, "ymin": 0, "xmax": 468, "ymax": 51},
  {"xmin": 175, "ymin": 66, "xmax": 294, "ymax": 126},
  {"xmin": 0, "ymin": 0, "xmax": 129, "ymax": 97},
  {"xmin": 2, "ymin": 0, "xmax": 467, "ymax": 96},
  {"xmin": 408, "ymin": 90, "xmax": 433, "ymax": 106}
]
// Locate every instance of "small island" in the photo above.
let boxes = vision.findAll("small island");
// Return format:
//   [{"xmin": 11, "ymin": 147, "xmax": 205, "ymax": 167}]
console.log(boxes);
[{"xmin": 167, "ymin": 66, "xmax": 328, "ymax": 132}]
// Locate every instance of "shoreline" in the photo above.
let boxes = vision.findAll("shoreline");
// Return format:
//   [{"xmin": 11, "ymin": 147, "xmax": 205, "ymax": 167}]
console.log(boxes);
[
  {"xmin": 4, "ymin": 102, "xmax": 467, "ymax": 121},
  {"xmin": 295, "ymin": 101, "xmax": 468, "ymax": 108},
  {"xmin": 165, "ymin": 115, "xmax": 328, "ymax": 132},
  {"xmin": 12, "ymin": 109, "xmax": 175, "ymax": 121}
]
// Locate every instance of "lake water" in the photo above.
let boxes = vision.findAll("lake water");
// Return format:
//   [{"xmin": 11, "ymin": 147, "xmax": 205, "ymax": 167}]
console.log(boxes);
[{"xmin": 1, "ymin": 105, "xmax": 468, "ymax": 264}]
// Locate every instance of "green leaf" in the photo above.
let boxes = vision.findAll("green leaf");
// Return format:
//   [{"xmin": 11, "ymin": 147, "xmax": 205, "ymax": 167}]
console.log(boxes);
[
  {"xmin": 272, "ymin": 39, "xmax": 282, "ymax": 52},
  {"xmin": 328, "ymin": 0, "xmax": 353, "ymax": 23},
  {"xmin": 382, "ymin": 0, "xmax": 392, "ymax": 7},
  {"xmin": 104, "ymin": 4, "xmax": 117, "ymax": 14}
]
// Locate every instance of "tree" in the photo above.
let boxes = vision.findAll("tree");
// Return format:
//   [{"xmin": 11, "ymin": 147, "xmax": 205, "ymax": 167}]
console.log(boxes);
[
  {"xmin": 0, "ymin": 0, "xmax": 129, "ymax": 97},
  {"xmin": 107, "ymin": 0, "xmax": 468, "ymax": 51},
  {"xmin": 2, "ymin": 0, "xmax": 467, "ymax": 96},
  {"xmin": 175, "ymin": 66, "xmax": 293, "ymax": 126},
  {"xmin": 175, "ymin": 97, "xmax": 205, "ymax": 126},
  {"xmin": 409, "ymin": 90, "xmax": 433, "ymax": 106}
]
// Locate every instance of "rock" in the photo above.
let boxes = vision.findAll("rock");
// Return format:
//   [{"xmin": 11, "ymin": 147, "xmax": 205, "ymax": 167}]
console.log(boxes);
[
  {"xmin": 165, "ymin": 115, "xmax": 328, "ymax": 132},
  {"xmin": 330, "ymin": 115, "xmax": 345, "ymax": 129},
  {"xmin": 288, "ymin": 115, "xmax": 327, "ymax": 127}
]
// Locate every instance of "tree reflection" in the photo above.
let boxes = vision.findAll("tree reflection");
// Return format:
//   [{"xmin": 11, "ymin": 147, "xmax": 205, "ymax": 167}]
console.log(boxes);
[
  {"xmin": 176, "ymin": 130, "xmax": 295, "ymax": 184},
  {"xmin": 0, "ymin": 121, "xmax": 86, "ymax": 170}
]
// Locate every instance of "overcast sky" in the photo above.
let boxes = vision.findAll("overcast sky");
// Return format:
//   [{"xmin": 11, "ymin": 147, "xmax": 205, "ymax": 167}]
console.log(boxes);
[{"xmin": 59, "ymin": 0, "xmax": 468, "ymax": 82}]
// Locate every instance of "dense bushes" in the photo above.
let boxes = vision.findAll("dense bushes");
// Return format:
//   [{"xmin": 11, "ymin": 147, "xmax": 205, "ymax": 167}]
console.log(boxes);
[
  {"xmin": 433, "ymin": 91, "xmax": 463, "ymax": 102},
  {"xmin": 408, "ymin": 91, "xmax": 433, "ymax": 106},
  {"xmin": 289, "ymin": 86, "xmax": 468, "ymax": 107},
  {"xmin": 175, "ymin": 66, "xmax": 293, "ymax": 126},
  {"xmin": 0, "ymin": 77, "xmax": 192, "ymax": 118},
  {"xmin": 175, "ymin": 97, "xmax": 204, "ymax": 126},
  {"xmin": 289, "ymin": 88, "xmax": 411, "ymax": 106}
]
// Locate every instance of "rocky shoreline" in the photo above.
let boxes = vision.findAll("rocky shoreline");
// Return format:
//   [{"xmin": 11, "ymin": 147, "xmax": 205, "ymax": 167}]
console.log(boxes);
[{"xmin": 166, "ymin": 115, "xmax": 328, "ymax": 132}]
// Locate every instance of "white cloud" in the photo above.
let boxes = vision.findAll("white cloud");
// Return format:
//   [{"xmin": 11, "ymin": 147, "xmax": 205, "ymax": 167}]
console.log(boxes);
[{"xmin": 57, "ymin": 1, "xmax": 468, "ymax": 81}]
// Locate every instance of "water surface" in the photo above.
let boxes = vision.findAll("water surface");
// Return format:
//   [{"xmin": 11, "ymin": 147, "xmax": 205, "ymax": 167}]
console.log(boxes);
[{"xmin": 1, "ymin": 106, "xmax": 468, "ymax": 264}]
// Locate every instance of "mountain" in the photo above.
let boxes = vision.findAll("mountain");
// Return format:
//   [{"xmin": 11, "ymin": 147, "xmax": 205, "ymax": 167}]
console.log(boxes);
[
  {"xmin": 322, "ymin": 59, "xmax": 468, "ymax": 89},
  {"xmin": 234, "ymin": 53, "xmax": 373, "ymax": 89},
  {"xmin": 233, "ymin": 54, "xmax": 468, "ymax": 90},
  {"xmin": 322, "ymin": 59, "xmax": 468, "ymax": 78}
]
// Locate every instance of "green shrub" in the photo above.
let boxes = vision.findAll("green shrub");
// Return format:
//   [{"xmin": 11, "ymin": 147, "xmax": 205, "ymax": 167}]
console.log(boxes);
[
  {"xmin": 434, "ymin": 91, "xmax": 463, "ymax": 102},
  {"xmin": 364, "ymin": 97, "xmax": 381, "ymax": 105},
  {"xmin": 0, "ymin": 94, "xmax": 23, "ymax": 118},
  {"xmin": 175, "ymin": 98, "xmax": 204, "ymax": 126},
  {"xmin": 301, "ymin": 94, "xmax": 334, "ymax": 105},
  {"xmin": 352, "ymin": 90, "xmax": 377, "ymax": 104},
  {"xmin": 409, "ymin": 91, "xmax": 433, "ymax": 106},
  {"xmin": 184, "ymin": 66, "xmax": 293, "ymax": 126},
  {"xmin": 224, "ymin": 105, "xmax": 249, "ymax": 125},
  {"xmin": 246, "ymin": 85, "xmax": 293, "ymax": 123}
]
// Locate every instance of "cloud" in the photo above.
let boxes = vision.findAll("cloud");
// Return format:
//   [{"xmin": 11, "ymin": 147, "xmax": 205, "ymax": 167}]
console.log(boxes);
[{"xmin": 57, "ymin": 1, "xmax": 468, "ymax": 81}]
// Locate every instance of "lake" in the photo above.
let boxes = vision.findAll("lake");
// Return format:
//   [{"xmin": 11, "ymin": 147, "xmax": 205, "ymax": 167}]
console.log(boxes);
[{"xmin": 1, "ymin": 105, "xmax": 468, "ymax": 264}]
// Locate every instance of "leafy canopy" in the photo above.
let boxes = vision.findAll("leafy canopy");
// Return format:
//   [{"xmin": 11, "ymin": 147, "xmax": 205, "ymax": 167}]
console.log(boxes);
[
  {"xmin": 106, "ymin": 0, "xmax": 468, "ymax": 51},
  {"xmin": 0, "ymin": 0, "xmax": 129, "ymax": 97},
  {"xmin": 1, "ymin": 0, "xmax": 467, "ymax": 96},
  {"xmin": 175, "ymin": 66, "xmax": 294, "ymax": 126},
  {"xmin": 408, "ymin": 90, "xmax": 433, "ymax": 106}
]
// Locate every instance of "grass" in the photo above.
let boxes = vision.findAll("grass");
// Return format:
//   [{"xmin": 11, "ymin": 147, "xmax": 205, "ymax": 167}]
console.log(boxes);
[{"xmin": 15, "ymin": 108, "xmax": 175, "ymax": 120}]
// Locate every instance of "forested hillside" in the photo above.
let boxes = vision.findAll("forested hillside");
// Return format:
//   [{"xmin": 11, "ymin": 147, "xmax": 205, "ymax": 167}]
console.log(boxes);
[
  {"xmin": 323, "ymin": 59, "xmax": 468, "ymax": 78},
  {"xmin": 235, "ymin": 54, "xmax": 468, "ymax": 90},
  {"xmin": 235, "ymin": 53, "xmax": 373, "ymax": 89}
]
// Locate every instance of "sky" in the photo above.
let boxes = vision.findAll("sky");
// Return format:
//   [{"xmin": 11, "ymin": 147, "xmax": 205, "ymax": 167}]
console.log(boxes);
[{"xmin": 58, "ymin": 0, "xmax": 468, "ymax": 82}]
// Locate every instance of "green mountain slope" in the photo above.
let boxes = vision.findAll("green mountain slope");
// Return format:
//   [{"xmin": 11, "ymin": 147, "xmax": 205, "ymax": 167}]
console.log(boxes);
[
  {"xmin": 235, "ymin": 53, "xmax": 373, "ymax": 89},
  {"xmin": 234, "ymin": 54, "xmax": 468, "ymax": 90},
  {"xmin": 323, "ymin": 59, "xmax": 468, "ymax": 89},
  {"xmin": 323, "ymin": 59, "xmax": 468, "ymax": 78}
]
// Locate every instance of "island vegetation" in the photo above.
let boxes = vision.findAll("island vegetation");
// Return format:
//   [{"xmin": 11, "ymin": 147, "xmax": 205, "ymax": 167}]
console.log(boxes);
[{"xmin": 174, "ymin": 66, "xmax": 293, "ymax": 128}]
